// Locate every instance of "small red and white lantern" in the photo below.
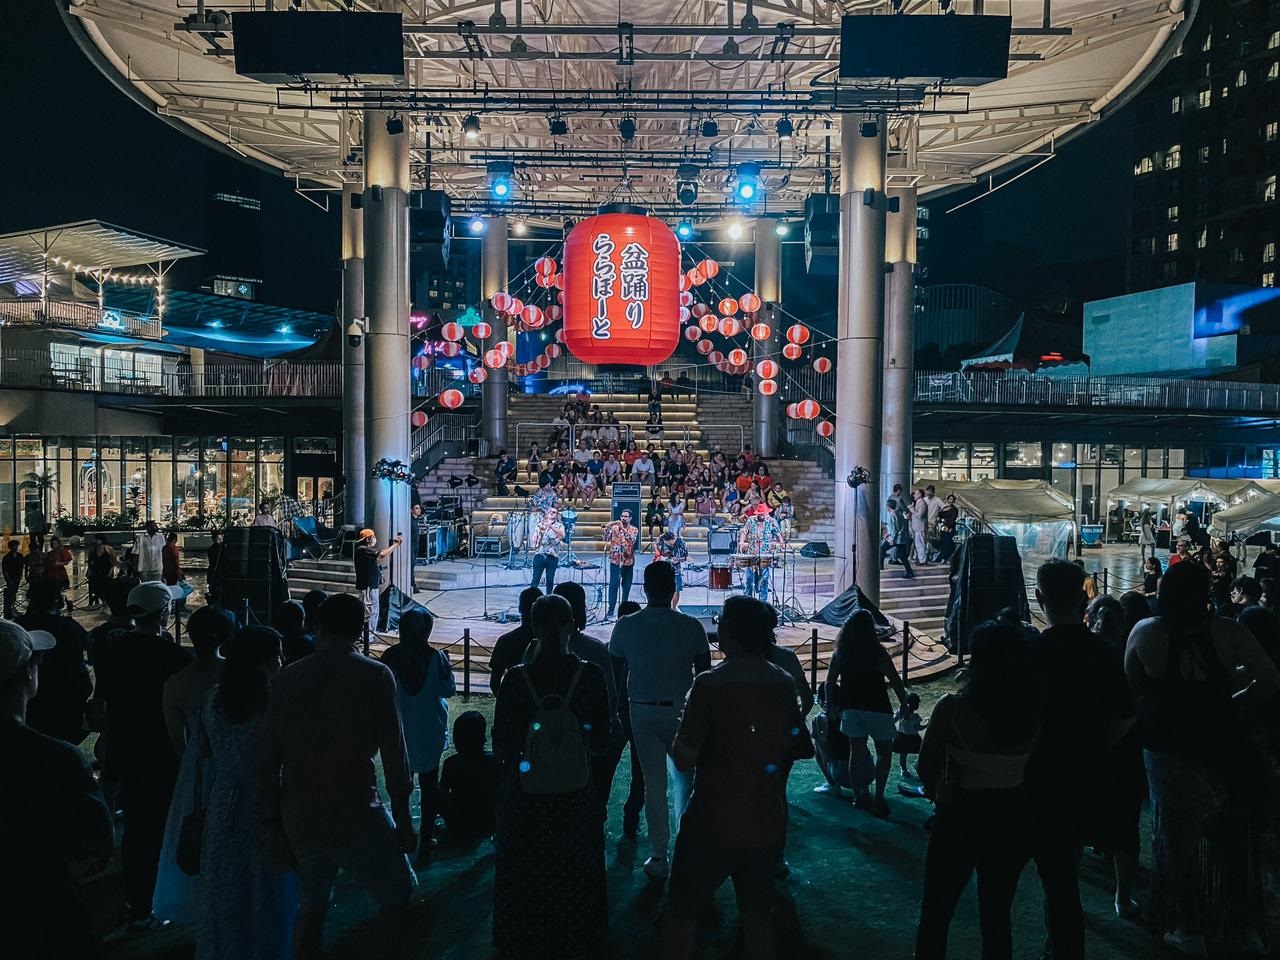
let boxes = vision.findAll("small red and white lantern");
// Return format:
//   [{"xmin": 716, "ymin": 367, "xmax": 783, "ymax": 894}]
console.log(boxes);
[
  {"xmin": 749, "ymin": 322, "xmax": 771, "ymax": 341},
  {"xmin": 441, "ymin": 322, "xmax": 463, "ymax": 342},
  {"xmin": 718, "ymin": 297, "xmax": 739, "ymax": 316},
  {"xmin": 696, "ymin": 339, "xmax": 714, "ymax": 355},
  {"xmin": 786, "ymin": 402, "xmax": 799, "ymax": 418},
  {"xmin": 816, "ymin": 419, "xmax": 835, "ymax": 439},
  {"xmin": 755, "ymin": 359, "xmax": 779, "ymax": 380},
  {"xmin": 471, "ymin": 321, "xmax": 492, "ymax": 340},
  {"xmin": 699, "ymin": 315, "xmax": 719, "ymax": 333},
  {"xmin": 411, "ymin": 354, "xmax": 432, "ymax": 371},
  {"xmin": 718, "ymin": 316, "xmax": 741, "ymax": 338},
  {"xmin": 438, "ymin": 388, "xmax": 464, "ymax": 410},
  {"xmin": 708, "ymin": 349, "xmax": 724, "ymax": 364},
  {"xmin": 491, "ymin": 291, "xmax": 513, "ymax": 314},
  {"xmin": 484, "ymin": 349, "xmax": 506, "ymax": 369},
  {"xmin": 785, "ymin": 323, "xmax": 810, "ymax": 345},
  {"xmin": 757, "ymin": 378, "xmax": 778, "ymax": 396},
  {"xmin": 687, "ymin": 268, "xmax": 706, "ymax": 287},
  {"xmin": 727, "ymin": 348, "xmax": 747, "ymax": 366},
  {"xmin": 439, "ymin": 341, "xmax": 461, "ymax": 357},
  {"xmin": 700, "ymin": 258, "xmax": 720, "ymax": 279},
  {"xmin": 685, "ymin": 326, "xmax": 702, "ymax": 342},
  {"xmin": 546, "ymin": 343, "xmax": 563, "ymax": 359},
  {"xmin": 468, "ymin": 367, "xmax": 488, "ymax": 384},
  {"xmin": 739, "ymin": 292, "xmax": 762, "ymax": 313},
  {"xmin": 535, "ymin": 256, "xmax": 557, "ymax": 277},
  {"xmin": 782, "ymin": 343, "xmax": 803, "ymax": 361},
  {"xmin": 813, "ymin": 356, "xmax": 833, "ymax": 374},
  {"xmin": 411, "ymin": 410, "xmax": 429, "ymax": 427},
  {"xmin": 692, "ymin": 302, "xmax": 710, "ymax": 318},
  {"xmin": 795, "ymin": 399, "xmax": 820, "ymax": 420}
]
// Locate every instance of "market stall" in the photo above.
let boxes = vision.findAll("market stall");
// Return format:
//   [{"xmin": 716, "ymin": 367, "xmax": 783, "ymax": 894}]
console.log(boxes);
[{"xmin": 914, "ymin": 478, "xmax": 1076, "ymax": 561}]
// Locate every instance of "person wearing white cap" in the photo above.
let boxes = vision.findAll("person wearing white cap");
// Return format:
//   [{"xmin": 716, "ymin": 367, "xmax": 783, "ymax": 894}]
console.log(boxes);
[
  {"xmin": 0, "ymin": 619, "xmax": 113, "ymax": 955},
  {"xmin": 92, "ymin": 581, "xmax": 193, "ymax": 930}
]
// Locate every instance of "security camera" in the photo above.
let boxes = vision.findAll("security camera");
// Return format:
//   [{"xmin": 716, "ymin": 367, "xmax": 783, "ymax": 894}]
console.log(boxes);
[{"xmin": 346, "ymin": 318, "xmax": 366, "ymax": 348}]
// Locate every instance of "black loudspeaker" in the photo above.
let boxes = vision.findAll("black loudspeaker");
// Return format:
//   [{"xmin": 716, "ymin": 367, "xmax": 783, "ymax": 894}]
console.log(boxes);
[
  {"xmin": 232, "ymin": 12, "xmax": 405, "ymax": 84},
  {"xmin": 410, "ymin": 190, "xmax": 452, "ymax": 275},
  {"xmin": 215, "ymin": 527, "xmax": 289, "ymax": 626},
  {"xmin": 815, "ymin": 584, "xmax": 893, "ymax": 636},
  {"xmin": 839, "ymin": 15, "xmax": 1011, "ymax": 85},
  {"xmin": 804, "ymin": 194, "xmax": 840, "ymax": 276},
  {"xmin": 379, "ymin": 585, "xmax": 433, "ymax": 633},
  {"xmin": 799, "ymin": 541, "xmax": 831, "ymax": 558},
  {"xmin": 943, "ymin": 534, "xmax": 1027, "ymax": 654}
]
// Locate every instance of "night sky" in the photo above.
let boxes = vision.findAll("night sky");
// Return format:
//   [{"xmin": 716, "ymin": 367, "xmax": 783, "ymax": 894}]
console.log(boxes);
[{"xmin": 4, "ymin": 1, "xmax": 1134, "ymax": 320}]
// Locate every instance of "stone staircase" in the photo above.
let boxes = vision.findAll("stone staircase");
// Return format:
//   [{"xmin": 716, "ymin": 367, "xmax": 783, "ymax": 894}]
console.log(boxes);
[
  {"xmin": 768, "ymin": 459, "xmax": 834, "ymax": 544},
  {"xmin": 877, "ymin": 564, "xmax": 951, "ymax": 639}
]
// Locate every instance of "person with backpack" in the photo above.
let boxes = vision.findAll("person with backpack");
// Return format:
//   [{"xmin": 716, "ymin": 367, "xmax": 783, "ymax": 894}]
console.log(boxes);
[{"xmin": 491, "ymin": 594, "xmax": 610, "ymax": 960}]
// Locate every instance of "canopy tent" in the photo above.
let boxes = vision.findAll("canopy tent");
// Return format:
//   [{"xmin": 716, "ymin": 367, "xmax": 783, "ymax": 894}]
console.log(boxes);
[
  {"xmin": 1209, "ymin": 493, "xmax": 1280, "ymax": 539},
  {"xmin": 1107, "ymin": 477, "xmax": 1268, "ymax": 510},
  {"xmin": 961, "ymin": 316, "xmax": 1089, "ymax": 373},
  {"xmin": 912, "ymin": 478, "xmax": 1076, "ymax": 560}
]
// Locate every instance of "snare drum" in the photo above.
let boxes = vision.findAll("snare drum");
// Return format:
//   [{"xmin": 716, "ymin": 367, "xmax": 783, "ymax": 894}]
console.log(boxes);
[
  {"xmin": 709, "ymin": 564, "xmax": 733, "ymax": 590},
  {"xmin": 506, "ymin": 512, "xmax": 533, "ymax": 549}
]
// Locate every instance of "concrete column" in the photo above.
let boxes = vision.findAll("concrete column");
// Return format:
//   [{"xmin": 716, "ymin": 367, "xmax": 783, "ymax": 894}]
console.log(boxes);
[
  {"xmin": 753, "ymin": 222, "xmax": 782, "ymax": 456},
  {"xmin": 481, "ymin": 217, "xmax": 509, "ymax": 453},
  {"xmin": 833, "ymin": 114, "xmax": 888, "ymax": 604},
  {"xmin": 362, "ymin": 110, "xmax": 413, "ymax": 596},
  {"xmin": 882, "ymin": 185, "xmax": 917, "ymax": 503},
  {"xmin": 341, "ymin": 181, "xmax": 366, "ymax": 526}
]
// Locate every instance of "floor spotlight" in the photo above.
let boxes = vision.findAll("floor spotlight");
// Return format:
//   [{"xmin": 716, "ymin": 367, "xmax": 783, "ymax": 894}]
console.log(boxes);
[{"xmin": 462, "ymin": 114, "xmax": 481, "ymax": 140}]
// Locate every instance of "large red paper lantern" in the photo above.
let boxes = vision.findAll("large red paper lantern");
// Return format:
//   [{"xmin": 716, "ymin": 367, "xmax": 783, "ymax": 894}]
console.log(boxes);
[
  {"xmin": 739, "ymin": 292, "xmax": 762, "ymax": 313},
  {"xmin": 438, "ymin": 388, "xmax": 464, "ymax": 410},
  {"xmin": 718, "ymin": 316, "xmax": 741, "ymax": 338},
  {"xmin": 468, "ymin": 367, "xmax": 488, "ymax": 384},
  {"xmin": 782, "ymin": 343, "xmax": 803, "ymax": 361},
  {"xmin": 757, "ymin": 378, "xmax": 778, "ymax": 396},
  {"xmin": 750, "ymin": 322, "xmax": 771, "ymax": 341},
  {"xmin": 813, "ymin": 356, "xmax": 832, "ymax": 374},
  {"xmin": 696, "ymin": 339, "xmax": 714, "ymax": 355},
  {"xmin": 685, "ymin": 326, "xmax": 702, "ymax": 342},
  {"xmin": 471, "ymin": 321, "xmax": 492, "ymax": 340},
  {"xmin": 796, "ymin": 399, "xmax": 820, "ymax": 420},
  {"xmin": 441, "ymin": 322, "xmax": 463, "ymax": 342},
  {"xmin": 411, "ymin": 410, "xmax": 428, "ymax": 427},
  {"xmin": 718, "ymin": 297, "xmax": 739, "ymax": 316},
  {"xmin": 727, "ymin": 348, "xmax": 747, "ymax": 366},
  {"xmin": 755, "ymin": 359, "xmax": 779, "ymax": 379},
  {"xmin": 700, "ymin": 258, "xmax": 720, "ymax": 279},
  {"xmin": 816, "ymin": 419, "xmax": 835, "ymax": 438},
  {"xmin": 785, "ymin": 323, "xmax": 810, "ymax": 345}
]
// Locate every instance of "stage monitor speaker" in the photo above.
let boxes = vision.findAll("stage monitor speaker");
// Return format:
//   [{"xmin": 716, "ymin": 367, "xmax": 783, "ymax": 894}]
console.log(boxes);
[
  {"xmin": 232, "ymin": 12, "xmax": 405, "ymax": 84},
  {"xmin": 708, "ymin": 529, "xmax": 736, "ymax": 555},
  {"xmin": 839, "ymin": 14, "xmax": 1011, "ymax": 85},
  {"xmin": 409, "ymin": 189, "xmax": 452, "ymax": 274},
  {"xmin": 379, "ymin": 585, "xmax": 433, "ymax": 634},
  {"xmin": 943, "ymin": 533, "xmax": 1027, "ymax": 654},
  {"xmin": 799, "ymin": 541, "xmax": 831, "ymax": 558},
  {"xmin": 214, "ymin": 526, "xmax": 289, "ymax": 626},
  {"xmin": 815, "ymin": 584, "xmax": 892, "ymax": 635},
  {"xmin": 804, "ymin": 194, "xmax": 840, "ymax": 276}
]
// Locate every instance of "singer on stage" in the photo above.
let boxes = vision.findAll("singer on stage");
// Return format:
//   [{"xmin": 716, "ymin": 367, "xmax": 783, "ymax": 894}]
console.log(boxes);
[
  {"xmin": 530, "ymin": 507, "xmax": 566, "ymax": 593},
  {"xmin": 737, "ymin": 503, "xmax": 785, "ymax": 603},
  {"xmin": 602, "ymin": 509, "xmax": 638, "ymax": 620}
]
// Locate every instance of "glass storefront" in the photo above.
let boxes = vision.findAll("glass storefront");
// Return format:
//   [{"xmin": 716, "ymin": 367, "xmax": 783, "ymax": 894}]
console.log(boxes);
[{"xmin": 0, "ymin": 435, "xmax": 336, "ymax": 533}]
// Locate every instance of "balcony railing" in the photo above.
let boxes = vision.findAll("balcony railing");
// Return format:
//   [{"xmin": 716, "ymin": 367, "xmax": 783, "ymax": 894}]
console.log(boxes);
[{"xmin": 0, "ymin": 297, "xmax": 162, "ymax": 340}]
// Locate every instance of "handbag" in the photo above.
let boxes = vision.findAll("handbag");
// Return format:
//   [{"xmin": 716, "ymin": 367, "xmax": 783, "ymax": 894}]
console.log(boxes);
[{"xmin": 176, "ymin": 713, "xmax": 206, "ymax": 876}]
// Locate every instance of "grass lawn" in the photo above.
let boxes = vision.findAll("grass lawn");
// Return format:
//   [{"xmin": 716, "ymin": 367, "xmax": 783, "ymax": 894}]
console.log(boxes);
[{"xmin": 92, "ymin": 675, "xmax": 1165, "ymax": 959}]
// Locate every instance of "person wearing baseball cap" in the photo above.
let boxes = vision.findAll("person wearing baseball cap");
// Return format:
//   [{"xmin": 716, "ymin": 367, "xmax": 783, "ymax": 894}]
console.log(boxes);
[
  {"xmin": 354, "ymin": 528, "xmax": 403, "ymax": 631},
  {"xmin": 1, "ymin": 618, "xmax": 113, "ymax": 955},
  {"xmin": 92, "ymin": 581, "xmax": 193, "ymax": 929}
]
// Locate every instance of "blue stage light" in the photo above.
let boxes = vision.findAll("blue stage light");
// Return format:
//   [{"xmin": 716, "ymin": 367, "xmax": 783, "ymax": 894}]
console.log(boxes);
[
  {"xmin": 468, "ymin": 216, "xmax": 487, "ymax": 235},
  {"xmin": 676, "ymin": 220, "xmax": 694, "ymax": 240}
]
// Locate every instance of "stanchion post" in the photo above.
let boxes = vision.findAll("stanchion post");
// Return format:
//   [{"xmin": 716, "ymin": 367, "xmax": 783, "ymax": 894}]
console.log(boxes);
[
  {"xmin": 463, "ymin": 628, "xmax": 472, "ymax": 700},
  {"xmin": 1102, "ymin": 568, "xmax": 1109, "ymax": 595},
  {"xmin": 809, "ymin": 627, "xmax": 819, "ymax": 692},
  {"xmin": 362, "ymin": 620, "xmax": 370, "ymax": 657},
  {"xmin": 901, "ymin": 620, "xmax": 910, "ymax": 686}
]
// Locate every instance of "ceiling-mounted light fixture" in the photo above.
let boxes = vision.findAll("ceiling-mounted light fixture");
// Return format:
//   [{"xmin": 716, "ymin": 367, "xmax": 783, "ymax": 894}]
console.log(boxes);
[
  {"xmin": 676, "ymin": 220, "xmax": 695, "ymax": 240},
  {"xmin": 676, "ymin": 163, "xmax": 699, "ymax": 206},
  {"xmin": 619, "ymin": 116, "xmax": 637, "ymax": 142},
  {"xmin": 462, "ymin": 114, "xmax": 481, "ymax": 140},
  {"xmin": 727, "ymin": 221, "xmax": 745, "ymax": 240},
  {"xmin": 701, "ymin": 118, "xmax": 719, "ymax": 139},
  {"xmin": 487, "ymin": 160, "xmax": 515, "ymax": 200},
  {"xmin": 385, "ymin": 114, "xmax": 404, "ymax": 136},
  {"xmin": 776, "ymin": 116, "xmax": 794, "ymax": 143},
  {"xmin": 735, "ymin": 162, "xmax": 761, "ymax": 202},
  {"xmin": 549, "ymin": 115, "xmax": 568, "ymax": 137}
]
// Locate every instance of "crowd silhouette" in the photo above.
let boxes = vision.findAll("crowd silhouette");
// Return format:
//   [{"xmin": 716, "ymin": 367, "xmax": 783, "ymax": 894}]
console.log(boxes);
[{"xmin": 2, "ymin": 546, "xmax": 1279, "ymax": 960}]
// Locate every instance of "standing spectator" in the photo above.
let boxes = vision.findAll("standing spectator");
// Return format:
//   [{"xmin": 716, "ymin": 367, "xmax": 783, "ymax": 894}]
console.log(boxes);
[
  {"xmin": 258, "ymin": 592, "xmax": 416, "ymax": 960},
  {"xmin": 937, "ymin": 494, "xmax": 960, "ymax": 562},
  {"xmin": 197, "ymin": 626, "xmax": 299, "ymax": 959},
  {"xmin": 1143, "ymin": 556, "xmax": 1163, "ymax": 597},
  {"xmin": 0, "ymin": 619, "xmax": 114, "ymax": 958},
  {"xmin": 353, "ymin": 528, "xmax": 403, "ymax": 630},
  {"xmin": 24, "ymin": 499, "xmax": 48, "ymax": 553},
  {"xmin": 42, "ymin": 536, "xmax": 74, "ymax": 606},
  {"xmin": 206, "ymin": 529, "xmax": 225, "ymax": 603},
  {"xmin": 93, "ymin": 582, "xmax": 191, "ymax": 930},
  {"xmin": 910, "ymin": 488, "xmax": 929, "ymax": 564},
  {"xmin": 1126, "ymin": 561, "xmax": 1280, "ymax": 956},
  {"xmin": 914, "ymin": 620, "xmax": 1040, "ymax": 959},
  {"xmin": 613, "ymin": 598, "xmax": 647, "ymax": 839},
  {"xmin": 775, "ymin": 496, "xmax": 795, "ymax": 541},
  {"xmin": 161, "ymin": 531, "xmax": 183, "ymax": 586},
  {"xmin": 381, "ymin": 609, "xmax": 455, "ymax": 866},
  {"xmin": 251, "ymin": 502, "xmax": 278, "ymax": 528},
  {"xmin": 153, "ymin": 605, "xmax": 235, "ymax": 924},
  {"xmin": 827, "ymin": 609, "xmax": 908, "ymax": 817},
  {"xmin": 3, "ymin": 539, "xmax": 23, "ymax": 619},
  {"xmin": 274, "ymin": 600, "xmax": 315, "ymax": 665},
  {"xmin": 608, "ymin": 561, "xmax": 711, "ymax": 880},
  {"xmin": 602, "ymin": 509, "xmax": 638, "ymax": 620},
  {"xmin": 16, "ymin": 577, "xmax": 91, "ymax": 746},
  {"xmin": 1025, "ymin": 559, "xmax": 1135, "ymax": 960},
  {"xmin": 86, "ymin": 535, "xmax": 117, "ymax": 607},
  {"xmin": 301, "ymin": 589, "xmax": 327, "ymax": 636},
  {"xmin": 134, "ymin": 520, "xmax": 166, "ymax": 582},
  {"xmin": 439, "ymin": 710, "xmax": 499, "ymax": 840},
  {"xmin": 492, "ymin": 594, "xmax": 609, "ymax": 960},
  {"xmin": 660, "ymin": 596, "xmax": 814, "ymax": 959},
  {"xmin": 882, "ymin": 498, "xmax": 913, "ymax": 578},
  {"xmin": 489, "ymin": 587, "xmax": 544, "ymax": 697}
]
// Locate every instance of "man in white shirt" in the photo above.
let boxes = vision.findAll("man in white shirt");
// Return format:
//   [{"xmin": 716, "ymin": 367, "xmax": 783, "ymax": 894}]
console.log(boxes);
[
  {"xmin": 632, "ymin": 451, "xmax": 655, "ymax": 486},
  {"xmin": 608, "ymin": 561, "xmax": 711, "ymax": 881},
  {"xmin": 572, "ymin": 439, "xmax": 591, "ymax": 466},
  {"xmin": 599, "ymin": 421, "xmax": 619, "ymax": 445},
  {"xmin": 132, "ymin": 520, "xmax": 165, "ymax": 581}
]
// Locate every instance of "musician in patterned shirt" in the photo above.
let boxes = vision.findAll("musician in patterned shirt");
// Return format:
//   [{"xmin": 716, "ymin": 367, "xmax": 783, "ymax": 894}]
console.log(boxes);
[
  {"xmin": 529, "ymin": 478, "xmax": 559, "ymax": 515},
  {"xmin": 602, "ymin": 510, "xmax": 638, "ymax": 620},
  {"xmin": 737, "ymin": 503, "xmax": 785, "ymax": 603},
  {"xmin": 653, "ymin": 530, "xmax": 690, "ymax": 610}
]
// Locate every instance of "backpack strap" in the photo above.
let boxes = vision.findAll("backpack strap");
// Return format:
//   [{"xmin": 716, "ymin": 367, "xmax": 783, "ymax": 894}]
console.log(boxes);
[
  {"xmin": 519, "ymin": 666, "xmax": 540, "ymax": 704},
  {"xmin": 564, "ymin": 660, "xmax": 586, "ymax": 704}
]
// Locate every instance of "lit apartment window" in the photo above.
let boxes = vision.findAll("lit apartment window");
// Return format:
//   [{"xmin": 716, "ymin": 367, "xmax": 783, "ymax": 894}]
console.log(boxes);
[
  {"xmin": 1134, "ymin": 157, "xmax": 1155, "ymax": 175},
  {"xmin": 1265, "ymin": 273, "xmax": 1277, "ymax": 288},
  {"xmin": 1201, "ymin": 32, "xmax": 1212, "ymax": 52},
  {"xmin": 1269, "ymin": 62, "xmax": 1280, "ymax": 81},
  {"xmin": 1222, "ymin": 138, "xmax": 1229, "ymax": 155},
  {"xmin": 1270, "ymin": 30, "xmax": 1279, "ymax": 50},
  {"xmin": 917, "ymin": 225, "xmax": 930, "ymax": 240},
  {"xmin": 1237, "ymin": 69, "xmax": 1249, "ymax": 88},
  {"xmin": 1265, "ymin": 242, "xmax": 1277, "ymax": 263},
  {"xmin": 1267, "ymin": 122, "xmax": 1279, "ymax": 142},
  {"xmin": 1265, "ymin": 175, "xmax": 1278, "ymax": 203},
  {"xmin": 1167, "ymin": 233, "xmax": 1180, "ymax": 253},
  {"xmin": 1198, "ymin": 227, "xmax": 1208, "ymax": 249},
  {"xmin": 1167, "ymin": 205, "xmax": 1180, "ymax": 222},
  {"xmin": 1198, "ymin": 145, "xmax": 1211, "ymax": 164},
  {"xmin": 1198, "ymin": 88, "xmax": 1212, "ymax": 108},
  {"xmin": 1164, "ymin": 145, "xmax": 1182, "ymax": 170},
  {"xmin": 212, "ymin": 192, "xmax": 262, "ymax": 211},
  {"xmin": 1135, "ymin": 237, "xmax": 1155, "ymax": 255},
  {"xmin": 1170, "ymin": 95, "xmax": 1182, "ymax": 114}
]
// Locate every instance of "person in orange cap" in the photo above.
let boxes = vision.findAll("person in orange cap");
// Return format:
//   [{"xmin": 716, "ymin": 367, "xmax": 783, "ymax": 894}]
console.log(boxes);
[{"xmin": 354, "ymin": 528, "xmax": 403, "ymax": 629}]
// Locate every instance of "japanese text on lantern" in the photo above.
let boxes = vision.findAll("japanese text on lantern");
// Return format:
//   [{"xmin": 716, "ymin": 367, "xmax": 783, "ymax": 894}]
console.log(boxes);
[
  {"xmin": 591, "ymin": 233, "xmax": 616, "ymax": 340},
  {"xmin": 620, "ymin": 242, "xmax": 650, "ymax": 330}
]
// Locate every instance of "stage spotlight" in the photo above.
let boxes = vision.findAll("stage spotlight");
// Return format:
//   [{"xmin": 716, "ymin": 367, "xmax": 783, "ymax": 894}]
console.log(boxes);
[
  {"xmin": 549, "ymin": 115, "xmax": 568, "ymax": 137},
  {"xmin": 468, "ymin": 216, "xmax": 487, "ymax": 235},
  {"xmin": 727, "ymin": 221, "xmax": 744, "ymax": 240},
  {"xmin": 776, "ymin": 116, "xmax": 794, "ymax": 142},
  {"xmin": 487, "ymin": 160, "xmax": 515, "ymax": 201},
  {"xmin": 462, "ymin": 114, "xmax": 481, "ymax": 140},
  {"xmin": 735, "ymin": 162, "xmax": 761, "ymax": 202},
  {"xmin": 676, "ymin": 162, "xmax": 699, "ymax": 206},
  {"xmin": 774, "ymin": 220, "xmax": 791, "ymax": 237},
  {"xmin": 513, "ymin": 219, "xmax": 527, "ymax": 235},
  {"xmin": 860, "ymin": 118, "xmax": 879, "ymax": 138},
  {"xmin": 385, "ymin": 114, "xmax": 405, "ymax": 135},
  {"xmin": 676, "ymin": 220, "xmax": 694, "ymax": 240},
  {"xmin": 619, "ymin": 116, "xmax": 637, "ymax": 142},
  {"xmin": 701, "ymin": 118, "xmax": 719, "ymax": 138}
]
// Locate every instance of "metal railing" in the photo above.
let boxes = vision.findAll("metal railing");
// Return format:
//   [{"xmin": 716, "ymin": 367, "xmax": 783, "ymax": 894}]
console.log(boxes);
[
  {"xmin": 411, "ymin": 412, "xmax": 480, "ymax": 465},
  {"xmin": 0, "ymin": 297, "xmax": 162, "ymax": 339}
]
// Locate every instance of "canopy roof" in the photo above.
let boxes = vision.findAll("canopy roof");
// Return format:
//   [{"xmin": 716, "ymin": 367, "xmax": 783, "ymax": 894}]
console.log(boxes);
[
  {"xmin": 0, "ymin": 221, "xmax": 202, "ymax": 285},
  {"xmin": 962, "ymin": 315, "xmax": 1088, "ymax": 371},
  {"xmin": 1208, "ymin": 492, "xmax": 1280, "ymax": 539},
  {"xmin": 1108, "ymin": 477, "xmax": 1268, "ymax": 506},
  {"xmin": 62, "ymin": 1, "xmax": 1190, "ymax": 216},
  {"xmin": 914, "ymin": 478, "xmax": 1074, "ymax": 523}
]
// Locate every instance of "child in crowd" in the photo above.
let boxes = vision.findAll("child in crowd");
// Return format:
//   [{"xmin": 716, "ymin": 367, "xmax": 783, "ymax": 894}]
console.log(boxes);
[
  {"xmin": 893, "ymin": 692, "xmax": 925, "ymax": 777},
  {"xmin": 440, "ymin": 710, "xmax": 499, "ymax": 840}
]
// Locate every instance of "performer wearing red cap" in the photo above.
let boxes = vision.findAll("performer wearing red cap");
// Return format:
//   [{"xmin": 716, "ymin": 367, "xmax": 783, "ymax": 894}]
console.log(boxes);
[{"xmin": 736, "ymin": 502, "xmax": 785, "ymax": 603}]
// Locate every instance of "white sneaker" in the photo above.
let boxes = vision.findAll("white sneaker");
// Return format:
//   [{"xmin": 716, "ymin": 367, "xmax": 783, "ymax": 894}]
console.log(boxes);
[
  {"xmin": 1162, "ymin": 931, "xmax": 1208, "ymax": 958},
  {"xmin": 642, "ymin": 856, "xmax": 669, "ymax": 880},
  {"xmin": 813, "ymin": 782, "xmax": 843, "ymax": 796}
]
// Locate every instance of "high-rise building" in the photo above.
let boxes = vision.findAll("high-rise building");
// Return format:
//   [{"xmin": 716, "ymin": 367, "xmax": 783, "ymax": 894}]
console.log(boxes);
[{"xmin": 1127, "ymin": 0, "xmax": 1280, "ymax": 292}]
